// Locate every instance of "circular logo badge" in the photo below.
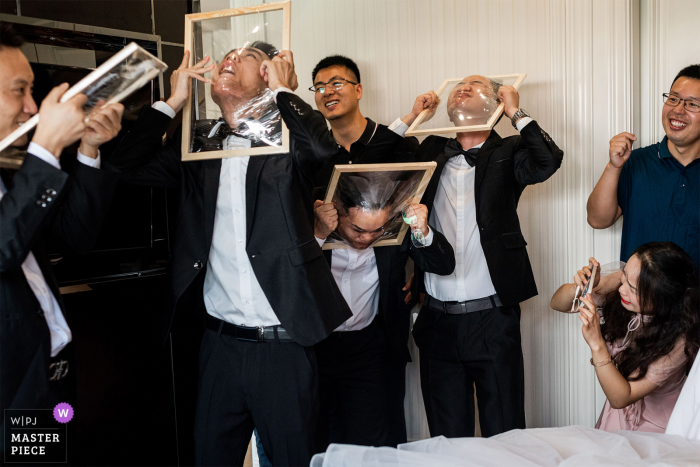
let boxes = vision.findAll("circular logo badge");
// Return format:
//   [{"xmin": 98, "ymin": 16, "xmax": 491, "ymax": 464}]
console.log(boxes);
[{"xmin": 53, "ymin": 402, "xmax": 74, "ymax": 423}]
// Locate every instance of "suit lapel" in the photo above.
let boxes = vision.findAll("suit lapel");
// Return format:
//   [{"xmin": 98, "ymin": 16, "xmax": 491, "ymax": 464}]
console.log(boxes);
[
  {"xmin": 245, "ymin": 156, "xmax": 267, "ymax": 243},
  {"xmin": 422, "ymin": 150, "xmax": 449, "ymax": 212},
  {"xmin": 323, "ymin": 249, "xmax": 332, "ymax": 266},
  {"xmin": 474, "ymin": 130, "xmax": 503, "ymax": 191},
  {"xmin": 373, "ymin": 246, "xmax": 391, "ymax": 293},
  {"xmin": 203, "ymin": 159, "xmax": 222, "ymax": 252}
]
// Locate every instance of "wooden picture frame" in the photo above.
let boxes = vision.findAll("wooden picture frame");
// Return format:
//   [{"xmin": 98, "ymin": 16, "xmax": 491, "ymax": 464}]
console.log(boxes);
[
  {"xmin": 321, "ymin": 162, "xmax": 437, "ymax": 250},
  {"xmin": 405, "ymin": 73, "xmax": 527, "ymax": 138},
  {"xmin": 181, "ymin": 1, "xmax": 292, "ymax": 162},
  {"xmin": 0, "ymin": 42, "xmax": 167, "ymax": 154}
]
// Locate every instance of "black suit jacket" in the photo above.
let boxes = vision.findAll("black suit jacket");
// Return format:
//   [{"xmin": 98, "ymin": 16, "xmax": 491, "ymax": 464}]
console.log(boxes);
[
  {"xmin": 316, "ymin": 120, "xmax": 454, "ymax": 361},
  {"xmin": 323, "ymin": 230, "xmax": 454, "ymax": 362},
  {"xmin": 106, "ymin": 92, "xmax": 353, "ymax": 346},
  {"xmin": 414, "ymin": 121, "xmax": 563, "ymax": 307},
  {"xmin": 0, "ymin": 153, "xmax": 117, "ymax": 413}
]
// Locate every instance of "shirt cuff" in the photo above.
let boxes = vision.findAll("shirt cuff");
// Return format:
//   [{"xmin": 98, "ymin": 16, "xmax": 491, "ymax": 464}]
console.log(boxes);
[
  {"xmin": 388, "ymin": 118, "xmax": 409, "ymax": 137},
  {"xmin": 153, "ymin": 101, "xmax": 176, "ymax": 119},
  {"xmin": 272, "ymin": 87, "xmax": 295, "ymax": 102},
  {"xmin": 423, "ymin": 227, "xmax": 434, "ymax": 247},
  {"xmin": 315, "ymin": 236, "xmax": 326, "ymax": 248},
  {"xmin": 27, "ymin": 142, "xmax": 61, "ymax": 169},
  {"xmin": 76, "ymin": 150, "xmax": 101, "ymax": 168},
  {"xmin": 515, "ymin": 117, "xmax": 534, "ymax": 132}
]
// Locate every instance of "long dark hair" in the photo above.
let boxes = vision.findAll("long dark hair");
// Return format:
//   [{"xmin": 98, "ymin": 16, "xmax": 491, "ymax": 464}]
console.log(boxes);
[{"xmin": 600, "ymin": 242, "xmax": 699, "ymax": 380}]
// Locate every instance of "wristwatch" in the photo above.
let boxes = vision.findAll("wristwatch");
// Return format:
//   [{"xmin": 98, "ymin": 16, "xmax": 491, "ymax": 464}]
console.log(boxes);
[{"xmin": 511, "ymin": 108, "xmax": 530, "ymax": 129}]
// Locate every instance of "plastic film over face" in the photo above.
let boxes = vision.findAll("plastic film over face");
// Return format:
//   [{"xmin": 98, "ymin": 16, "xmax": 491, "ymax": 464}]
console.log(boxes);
[
  {"xmin": 189, "ymin": 10, "xmax": 285, "ymax": 153},
  {"xmin": 447, "ymin": 76, "xmax": 502, "ymax": 126},
  {"xmin": 326, "ymin": 170, "xmax": 424, "ymax": 250}
]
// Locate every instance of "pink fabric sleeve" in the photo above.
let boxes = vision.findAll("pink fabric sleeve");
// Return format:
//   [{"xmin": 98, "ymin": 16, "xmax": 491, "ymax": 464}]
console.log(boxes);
[{"xmin": 644, "ymin": 337, "xmax": 688, "ymax": 386}]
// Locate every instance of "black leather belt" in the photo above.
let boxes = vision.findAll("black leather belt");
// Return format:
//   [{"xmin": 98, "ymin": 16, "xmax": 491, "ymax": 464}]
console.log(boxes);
[
  {"xmin": 206, "ymin": 315, "xmax": 294, "ymax": 343},
  {"xmin": 425, "ymin": 294, "xmax": 502, "ymax": 314}
]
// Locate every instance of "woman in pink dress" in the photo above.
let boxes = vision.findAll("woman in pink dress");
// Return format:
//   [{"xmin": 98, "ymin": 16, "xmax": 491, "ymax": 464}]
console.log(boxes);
[{"xmin": 551, "ymin": 242, "xmax": 699, "ymax": 433}]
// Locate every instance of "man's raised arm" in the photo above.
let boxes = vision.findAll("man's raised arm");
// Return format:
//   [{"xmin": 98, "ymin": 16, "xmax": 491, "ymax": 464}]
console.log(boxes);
[
  {"xmin": 262, "ymin": 51, "xmax": 338, "ymax": 174},
  {"xmin": 586, "ymin": 132, "xmax": 636, "ymax": 228}
]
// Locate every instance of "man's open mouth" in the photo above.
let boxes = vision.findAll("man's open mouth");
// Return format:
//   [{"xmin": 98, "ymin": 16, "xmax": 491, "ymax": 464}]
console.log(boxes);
[
  {"xmin": 669, "ymin": 118, "xmax": 688, "ymax": 130},
  {"xmin": 325, "ymin": 100, "xmax": 339, "ymax": 110}
]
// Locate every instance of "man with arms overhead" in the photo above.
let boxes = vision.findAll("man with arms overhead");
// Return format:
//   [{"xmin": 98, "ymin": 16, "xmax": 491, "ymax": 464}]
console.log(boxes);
[
  {"xmin": 107, "ymin": 43, "xmax": 352, "ymax": 466},
  {"xmin": 404, "ymin": 75, "xmax": 563, "ymax": 437}
]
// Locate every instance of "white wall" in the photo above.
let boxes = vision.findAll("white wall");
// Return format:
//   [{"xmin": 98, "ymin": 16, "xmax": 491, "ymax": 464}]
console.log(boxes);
[
  {"xmin": 202, "ymin": 0, "xmax": 699, "ymax": 438},
  {"xmin": 640, "ymin": 0, "xmax": 700, "ymax": 148}
]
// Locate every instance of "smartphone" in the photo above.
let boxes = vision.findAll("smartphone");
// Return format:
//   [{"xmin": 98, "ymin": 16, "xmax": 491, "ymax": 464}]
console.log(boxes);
[{"xmin": 581, "ymin": 264, "xmax": 597, "ymax": 299}]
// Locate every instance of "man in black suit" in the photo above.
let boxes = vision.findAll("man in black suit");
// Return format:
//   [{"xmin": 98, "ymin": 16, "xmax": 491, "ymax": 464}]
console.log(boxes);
[
  {"xmin": 106, "ymin": 45, "xmax": 352, "ymax": 466},
  {"xmin": 405, "ymin": 75, "xmax": 563, "ymax": 437},
  {"xmin": 0, "ymin": 22, "xmax": 121, "ymax": 435},
  {"xmin": 309, "ymin": 56, "xmax": 453, "ymax": 450}
]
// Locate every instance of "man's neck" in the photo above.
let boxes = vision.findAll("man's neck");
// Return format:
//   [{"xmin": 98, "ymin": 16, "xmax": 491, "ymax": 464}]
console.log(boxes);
[
  {"xmin": 455, "ymin": 129, "xmax": 491, "ymax": 150},
  {"xmin": 330, "ymin": 110, "xmax": 368, "ymax": 152},
  {"xmin": 217, "ymin": 93, "xmax": 270, "ymax": 128},
  {"xmin": 667, "ymin": 138, "xmax": 700, "ymax": 167}
]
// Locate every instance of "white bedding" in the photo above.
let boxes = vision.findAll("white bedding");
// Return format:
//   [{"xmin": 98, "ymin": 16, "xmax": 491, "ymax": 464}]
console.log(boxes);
[
  {"xmin": 667, "ymin": 356, "xmax": 700, "ymax": 440},
  {"xmin": 310, "ymin": 425, "xmax": 700, "ymax": 467}
]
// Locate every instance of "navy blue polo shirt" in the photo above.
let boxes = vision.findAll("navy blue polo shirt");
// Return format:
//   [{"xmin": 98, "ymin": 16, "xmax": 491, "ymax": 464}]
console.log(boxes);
[{"xmin": 618, "ymin": 136, "xmax": 700, "ymax": 267}]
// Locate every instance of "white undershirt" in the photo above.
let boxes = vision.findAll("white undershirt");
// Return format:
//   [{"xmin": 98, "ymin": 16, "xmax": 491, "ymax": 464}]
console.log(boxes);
[
  {"xmin": 423, "ymin": 118, "xmax": 532, "ymax": 301},
  {"xmin": 0, "ymin": 143, "xmax": 101, "ymax": 356},
  {"xmin": 153, "ymin": 90, "xmax": 293, "ymax": 328}
]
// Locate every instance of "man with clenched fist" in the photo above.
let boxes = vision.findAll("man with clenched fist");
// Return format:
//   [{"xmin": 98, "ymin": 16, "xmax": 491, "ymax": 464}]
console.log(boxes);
[{"xmin": 587, "ymin": 64, "xmax": 700, "ymax": 268}]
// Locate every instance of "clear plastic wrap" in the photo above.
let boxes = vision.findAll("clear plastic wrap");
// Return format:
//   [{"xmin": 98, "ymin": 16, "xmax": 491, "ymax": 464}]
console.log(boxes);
[
  {"xmin": 322, "ymin": 162, "xmax": 437, "ymax": 250},
  {"xmin": 0, "ymin": 42, "xmax": 167, "ymax": 153},
  {"xmin": 182, "ymin": 2, "xmax": 291, "ymax": 160},
  {"xmin": 405, "ymin": 73, "xmax": 526, "ymax": 138}
]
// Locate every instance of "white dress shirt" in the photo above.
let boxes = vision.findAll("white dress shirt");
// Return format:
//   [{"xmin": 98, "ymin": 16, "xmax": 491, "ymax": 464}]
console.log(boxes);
[
  {"xmin": 424, "ymin": 118, "xmax": 533, "ymax": 302},
  {"xmin": 315, "ymin": 230, "xmax": 434, "ymax": 332},
  {"xmin": 0, "ymin": 143, "xmax": 101, "ymax": 357},
  {"xmin": 202, "ymin": 155, "xmax": 280, "ymax": 327},
  {"xmin": 153, "ymin": 90, "xmax": 293, "ymax": 328}
]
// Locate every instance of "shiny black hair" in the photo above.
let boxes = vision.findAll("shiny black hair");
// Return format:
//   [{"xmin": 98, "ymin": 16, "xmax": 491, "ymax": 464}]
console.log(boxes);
[
  {"xmin": 672, "ymin": 64, "xmax": 700, "ymax": 86},
  {"xmin": 312, "ymin": 55, "xmax": 360, "ymax": 84},
  {"xmin": 0, "ymin": 22, "xmax": 25, "ymax": 49}
]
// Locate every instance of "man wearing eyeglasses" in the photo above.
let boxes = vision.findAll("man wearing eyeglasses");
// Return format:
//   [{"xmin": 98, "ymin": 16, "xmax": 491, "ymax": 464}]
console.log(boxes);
[
  {"xmin": 587, "ymin": 64, "xmax": 700, "ymax": 268},
  {"xmin": 308, "ymin": 55, "xmax": 453, "ymax": 450}
]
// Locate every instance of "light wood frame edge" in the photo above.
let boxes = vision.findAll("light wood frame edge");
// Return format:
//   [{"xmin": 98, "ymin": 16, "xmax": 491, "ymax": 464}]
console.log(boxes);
[
  {"xmin": 405, "ymin": 73, "xmax": 527, "ymax": 137},
  {"xmin": 180, "ymin": 1, "xmax": 292, "ymax": 161}
]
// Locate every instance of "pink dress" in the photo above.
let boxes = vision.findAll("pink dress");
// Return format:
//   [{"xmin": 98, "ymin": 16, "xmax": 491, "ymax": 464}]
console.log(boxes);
[{"xmin": 596, "ymin": 324, "xmax": 688, "ymax": 433}]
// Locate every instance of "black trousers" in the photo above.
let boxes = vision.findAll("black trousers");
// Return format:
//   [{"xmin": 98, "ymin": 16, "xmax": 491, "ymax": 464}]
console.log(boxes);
[
  {"xmin": 194, "ymin": 327, "xmax": 318, "ymax": 467},
  {"xmin": 413, "ymin": 301, "xmax": 525, "ymax": 438},
  {"xmin": 314, "ymin": 318, "xmax": 406, "ymax": 452}
]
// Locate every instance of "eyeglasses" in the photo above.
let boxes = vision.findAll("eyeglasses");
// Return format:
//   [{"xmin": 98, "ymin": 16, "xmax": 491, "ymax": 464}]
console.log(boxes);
[
  {"xmin": 309, "ymin": 78, "xmax": 358, "ymax": 94},
  {"xmin": 663, "ymin": 93, "xmax": 700, "ymax": 113}
]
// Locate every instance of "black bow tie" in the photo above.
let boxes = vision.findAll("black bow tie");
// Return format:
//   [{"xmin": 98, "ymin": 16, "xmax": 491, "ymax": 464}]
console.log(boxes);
[{"xmin": 444, "ymin": 139, "xmax": 479, "ymax": 167}]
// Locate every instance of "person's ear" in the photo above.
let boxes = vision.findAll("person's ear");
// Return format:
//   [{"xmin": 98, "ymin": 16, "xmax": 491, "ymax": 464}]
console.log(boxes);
[{"xmin": 356, "ymin": 83, "xmax": 363, "ymax": 101}]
